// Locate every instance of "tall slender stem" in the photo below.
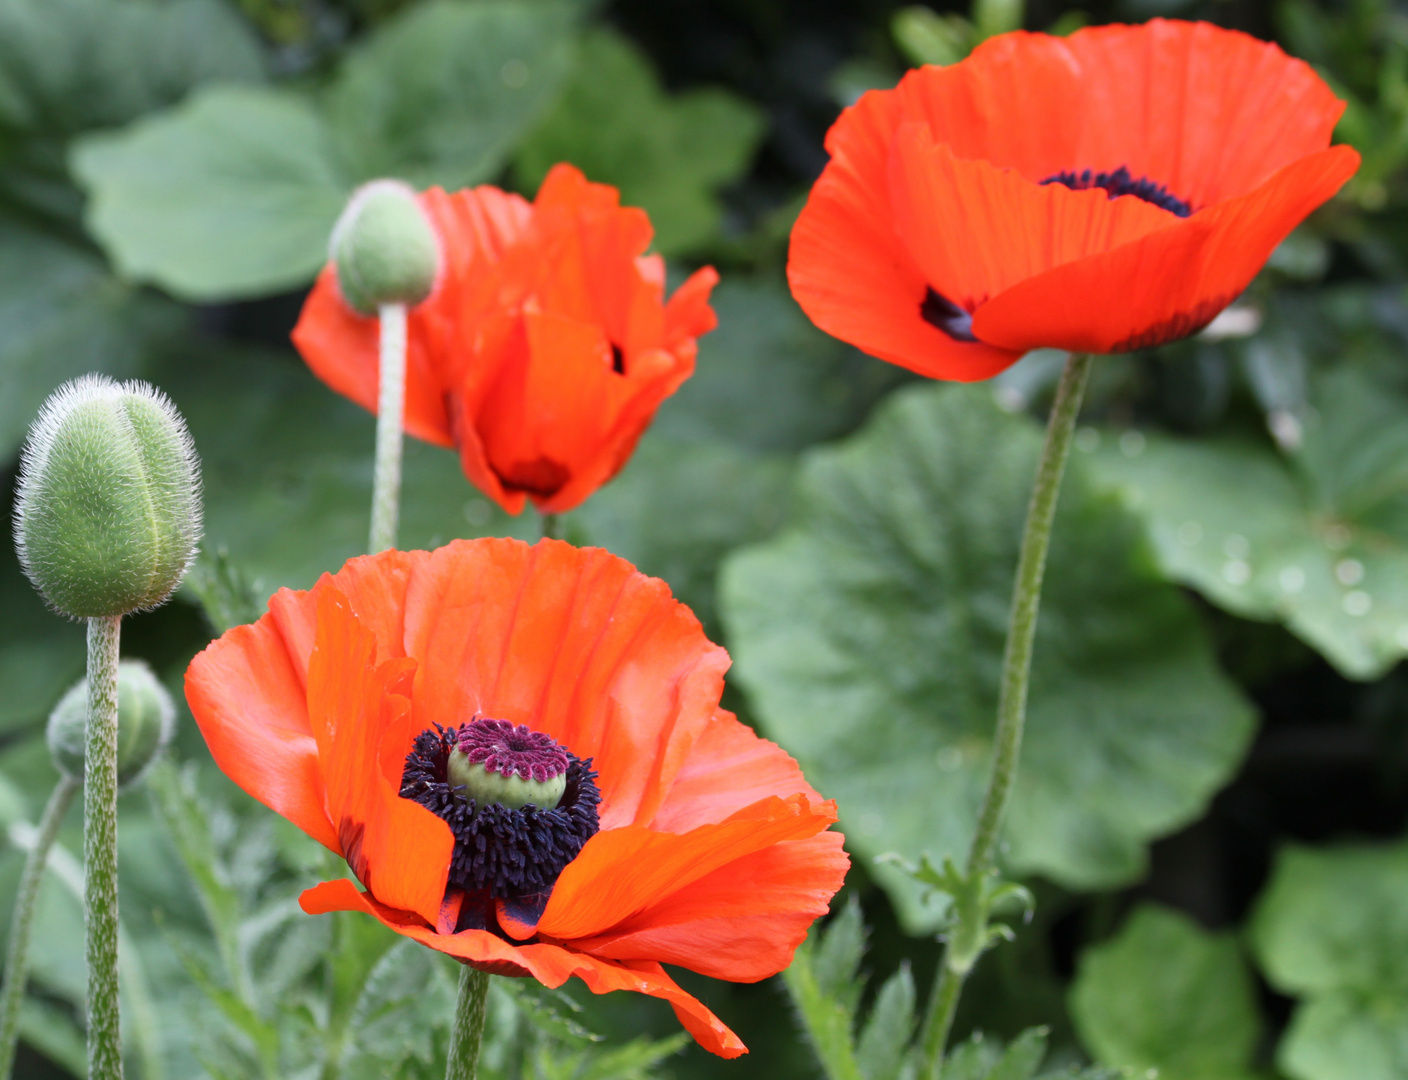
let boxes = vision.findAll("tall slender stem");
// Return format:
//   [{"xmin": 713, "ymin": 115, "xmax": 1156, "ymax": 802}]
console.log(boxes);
[
  {"xmin": 444, "ymin": 966, "xmax": 490, "ymax": 1080},
  {"xmin": 0, "ymin": 775, "xmax": 80, "ymax": 1079},
  {"xmin": 920, "ymin": 352, "xmax": 1094, "ymax": 1079},
  {"xmin": 968, "ymin": 351, "xmax": 1092, "ymax": 875},
  {"xmin": 370, "ymin": 302, "xmax": 408, "ymax": 554},
  {"xmin": 86, "ymin": 614, "xmax": 123, "ymax": 1080},
  {"xmin": 539, "ymin": 513, "xmax": 561, "ymax": 541}
]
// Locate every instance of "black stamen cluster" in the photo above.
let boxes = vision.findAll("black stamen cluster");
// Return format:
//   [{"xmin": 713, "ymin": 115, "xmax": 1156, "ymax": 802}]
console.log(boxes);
[
  {"xmin": 1041, "ymin": 166, "xmax": 1193, "ymax": 217},
  {"xmin": 400, "ymin": 724, "xmax": 601, "ymax": 899}
]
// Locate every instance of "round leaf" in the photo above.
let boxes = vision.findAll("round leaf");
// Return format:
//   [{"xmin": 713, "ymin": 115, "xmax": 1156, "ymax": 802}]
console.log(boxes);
[{"xmin": 719, "ymin": 384, "xmax": 1255, "ymax": 929}]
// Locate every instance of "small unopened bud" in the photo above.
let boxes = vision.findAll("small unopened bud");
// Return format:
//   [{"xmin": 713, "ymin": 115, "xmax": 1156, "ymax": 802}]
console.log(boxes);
[
  {"xmin": 330, "ymin": 180, "xmax": 439, "ymax": 316},
  {"xmin": 14, "ymin": 376, "xmax": 201, "ymax": 618},
  {"xmin": 47, "ymin": 660, "xmax": 176, "ymax": 787}
]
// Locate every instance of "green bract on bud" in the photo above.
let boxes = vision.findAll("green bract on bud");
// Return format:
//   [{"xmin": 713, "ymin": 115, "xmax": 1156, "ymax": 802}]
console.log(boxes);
[
  {"xmin": 330, "ymin": 180, "xmax": 439, "ymax": 316},
  {"xmin": 15, "ymin": 375, "xmax": 202, "ymax": 618},
  {"xmin": 47, "ymin": 660, "xmax": 176, "ymax": 787}
]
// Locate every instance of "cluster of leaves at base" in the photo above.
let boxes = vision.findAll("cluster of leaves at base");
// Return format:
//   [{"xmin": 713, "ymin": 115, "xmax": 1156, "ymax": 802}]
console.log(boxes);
[
  {"xmin": 783, "ymin": 900, "xmax": 1124, "ymax": 1080},
  {"xmin": 144, "ymin": 759, "xmax": 684, "ymax": 1080}
]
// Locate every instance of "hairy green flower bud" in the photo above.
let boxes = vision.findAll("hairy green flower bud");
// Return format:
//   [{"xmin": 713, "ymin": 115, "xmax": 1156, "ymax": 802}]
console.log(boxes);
[
  {"xmin": 47, "ymin": 660, "xmax": 176, "ymax": 788},
  {"xmin": 14, "ymin": 375, "xmax": 202, "ymax": 618},
  {"xmin": 331, "ymin": 180, "xmax": 439, "ymax": 316}
]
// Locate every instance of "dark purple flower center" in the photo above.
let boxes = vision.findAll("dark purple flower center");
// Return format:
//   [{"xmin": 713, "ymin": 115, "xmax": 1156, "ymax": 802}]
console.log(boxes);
[
  {"xmin": 1040, "ymin": 166, "xmax": 1193, "ymax": 218},
  {"xmin": 400, "ymin": 717, "xmax": 601, "ymax": 934}
]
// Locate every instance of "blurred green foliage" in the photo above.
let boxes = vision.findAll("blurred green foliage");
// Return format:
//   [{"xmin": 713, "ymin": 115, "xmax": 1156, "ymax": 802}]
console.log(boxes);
[{"xmin": 0, "ymin": 0, "xmax": 1406, "ymax": 1078}]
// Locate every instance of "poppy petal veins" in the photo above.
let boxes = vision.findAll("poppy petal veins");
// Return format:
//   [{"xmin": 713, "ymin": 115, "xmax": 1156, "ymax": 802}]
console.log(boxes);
[
  {"xmin": 187, "ymin": 539, "xmax": 843, "ymax": 1057},
  {"xmin": 789, "ymin": 18, "xmax": 1360, "ymax": 374}
]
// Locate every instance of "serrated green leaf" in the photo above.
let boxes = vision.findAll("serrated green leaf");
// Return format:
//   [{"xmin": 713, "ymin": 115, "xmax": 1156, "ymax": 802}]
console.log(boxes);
[
  {"xmin": 1090, "ymin": 367, "xmax": 1408, "ymax": 679},
  {"xmin": 988, "ymin": 1027, "xmax": 1050, "ymax": 1080},
  {"xmin": 814, "ymin": 899, "xmax": 867, "ymax": 1006},
  {"xmin": 720, "ymin": 384, "xmax": 1256, "ymax": 929},
  {"xmin": 1070, "ymin": 905, "xmax": 1260, "ymax": 1080},
  {"xmin": 145, "ymin": 761, "xmax": 243, "ymax": 980},
  {"xmin": 1250, "ymin": 840, "xmax": 1408, "ymax": 993},
  {"xmin": 946, "ymin": 1033, "xmax": 1003, "ymax": 1080},
  {"xmin": 855, "ymin": 963, "xmax": 915, "ymax": 1080},
  {"xmin": 513, "ymin": 29, "xmax": 764, "ymax": 255},
  {"xmin": 343, "ymin": 940, "xmax": 457, "ymax": 1078},
  {"xmin": 783, "ymin": 904, "xmax": 866, "ymax": 1080},
  {"xmin": 325, "ymin": 0, "xmax": 574, "ymax": 191}
]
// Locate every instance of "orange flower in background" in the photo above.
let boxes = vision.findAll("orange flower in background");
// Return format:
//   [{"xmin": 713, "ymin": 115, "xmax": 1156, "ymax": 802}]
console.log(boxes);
[
  {"xmin": 185, "ymin": 538, "xmax": 846, "ymax": 1058},
  {"xmin": 789, "ymin": 19, "xmax": 1360, "ymax": 380},
  {"xmin": 293, "ymin": 166, "xmax": 718, "ymax": 514}
]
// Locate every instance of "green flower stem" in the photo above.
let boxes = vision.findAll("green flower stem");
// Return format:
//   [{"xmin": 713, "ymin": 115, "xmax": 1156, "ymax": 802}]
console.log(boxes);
[
  {"xmin": 370, "ymin": 301, "xmax": 408, "ymax": 554},
  {"xmin": 86, "ymin": 613, "xmax": 123, "ymax": 1080},
  {"xmin": 445, "ymin": 966, "xmax": 490, "ymax": 1080},
  {"xmin": 0, "ymin": 773, "xmax": 80, "ymax": 1079},
  {"xmin": 920, "ymin": 351, "xmax": 1094, "ymax": 1079},
  {"xmin": 540, "ymin": 513, "xmax": 561, "ymax": 541}
]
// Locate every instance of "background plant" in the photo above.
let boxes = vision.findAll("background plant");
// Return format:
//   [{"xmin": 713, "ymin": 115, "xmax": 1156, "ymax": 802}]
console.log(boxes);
[{"xmin": 0, "ymin": 0, "xmax": 1406, "ymax": 1078}]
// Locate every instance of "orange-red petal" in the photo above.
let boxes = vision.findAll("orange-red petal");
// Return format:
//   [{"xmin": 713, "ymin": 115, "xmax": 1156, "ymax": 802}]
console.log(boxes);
[
  {"xmin": 185, "ymin": 614, "xmax": 340, "ymax": 853},
  {"xmin": 888, "ymin": 124, "xmax": 1179, "ymax": 312},
  {"xmin": 305, "ymin": 587, "xmax": 452, "ymax": 926},
  {"xmin": 300, "ymin": 879, "xmax": 747, "ymax": 1058},
  {"xmin": 788, "ymin": 88, "xmax": 1024, "ymax": 381},
  {"xmin": 565, "ymin": 830, "xmax": 848, "ymax": 982},
  {"xmin": 1060, "ymin": 20, "xmax": 1346, "ymax": 207},
  {"xmin": 537, "ymin": 794, "xmax": 836, "ymax": 941},
  {"xmin": 400, "ymin": 539, "xmax": 729, "ymax": 828},
  {"xmin": 651, "ymin": 711, "xmax": 821, "ymax": 832},
  {"xmin": 971, "ymin": 144, "xmax": 1360, "ymax": 353}
]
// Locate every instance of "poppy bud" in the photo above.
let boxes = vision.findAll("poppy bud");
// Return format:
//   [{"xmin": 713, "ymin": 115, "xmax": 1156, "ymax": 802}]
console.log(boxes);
[
  {"xmin": 330, "ymin": 180, "xmax": 439, "ymax": 316},
  {"xmin": 15, "ymin": 376, "xmax": 202, "ymax": 619},
  {"xmin": 47, "ymin": 660, "xmax": 176, "ymax": 788},
  {"xmin": 446, "ymin": 718, "xmax": 569, "ymax": 811}
]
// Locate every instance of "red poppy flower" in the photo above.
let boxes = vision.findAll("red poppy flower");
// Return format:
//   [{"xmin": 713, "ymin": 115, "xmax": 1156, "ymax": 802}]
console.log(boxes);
[
  {"xmin": 292, "ymin": 165, "xmax": 718, "ymax": 514},
  {"xmin": 789, "ymin": 19, "xmax": 1360, "ymax": 380},
  {"xmin": 184, "ymin": 538, "xmax": 847, "ymax": 1057}
]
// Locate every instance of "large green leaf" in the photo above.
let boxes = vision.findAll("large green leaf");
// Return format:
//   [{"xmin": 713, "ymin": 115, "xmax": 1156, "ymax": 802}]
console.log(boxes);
[
  {"xmin": 1250, "ymin": 841, "xmax": 1408, "ymax": 1080},
  {"xmin": 1069, "ymin": 904, "xmax": 1261, "ymax": 1080},
  {"xmin": 513, "ymin": 29, "xmax": 764, "ymax": 255},
  {"xmin": 72, "ymin": 0, "xmax": 575, "ymax": 301},
  {"xmin": 326, "ymin": 0, "xmax": 575, "ymax": 191},
  {"xmin": 1090, "ymin": 367, "xmax": 1408, "ymax": 679},
  {"xmin": 0, "ymin": 0, "xmax": 264, "ymax": 219},
  {"xmin": 0, "ymin": 215, "xmax": 180, "ymax": 462},
  {"xmin": 719, "ymin": 384, "xmax": 1255, "ymax": 930},
  {"xmin": 72, "ymin": 85, "xmax": 348, "ymax": 299},
  {"xmin": 148, "ymin": 346, "xmax": 530, "ymax": 594}
]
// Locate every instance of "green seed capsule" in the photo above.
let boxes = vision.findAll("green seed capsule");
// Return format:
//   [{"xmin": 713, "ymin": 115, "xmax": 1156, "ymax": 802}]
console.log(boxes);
[
  {"xmin": 47, "ymin": 660, "xmax": 176, "ymax": 788},
  {"xmin": 15, "ymin": 375, "xmax": 202, "ymax": 618},
  {"xmin": 331, "ymin": 180, "xmax": 439, "ymax": 316}
]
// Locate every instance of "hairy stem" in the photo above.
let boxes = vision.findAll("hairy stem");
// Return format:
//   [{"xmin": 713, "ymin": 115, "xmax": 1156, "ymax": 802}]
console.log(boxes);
[
  {"xmin": 369, "ymin": 302, "xmax": 408, "ymax": 554},
  {"xmin": 540, "ymin": 513, "xmax": 561, "ymax": 541},
  {"xmin": 0, "ymin": 774, "xmax": 80, "ymax": 1079},
  {"xmin": 444, "ymin": 966, "xmax": 490, "ymax": 1080},
  {"xmin": 920, "ymin": 352, "xmax": 1094, "ymax": 1078},
  {"xmin": 86, "ymin": 614, "xmax": 123, "ymax": 1080}
]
